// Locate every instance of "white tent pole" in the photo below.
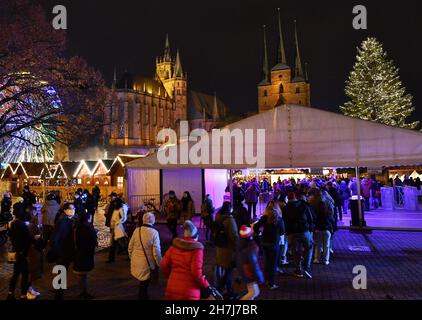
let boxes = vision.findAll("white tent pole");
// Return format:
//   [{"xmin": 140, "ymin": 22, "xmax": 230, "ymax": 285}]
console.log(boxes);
[{"xmin": 356, "ymin": 166, "xmax": 363, "ymax": 228}]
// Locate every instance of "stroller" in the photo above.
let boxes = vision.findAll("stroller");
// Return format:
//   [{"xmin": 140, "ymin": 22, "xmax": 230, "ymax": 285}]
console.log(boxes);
[{"xmin": 201, "ymin": 286, "xmax": 224, "ymax": 300}]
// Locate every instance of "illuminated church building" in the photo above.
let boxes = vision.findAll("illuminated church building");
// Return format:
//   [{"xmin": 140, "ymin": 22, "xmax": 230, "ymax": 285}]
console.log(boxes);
[
  {"xmin": 103, "ymin": 35, "xmax": 229, "ymax": 156},
  {"xmin": 258, "ymin": 14, "xmax": 311, "ymax": 113},
  {"xmin": 103, "ymin": 16, "xmax": 310, "ymax": 157}
]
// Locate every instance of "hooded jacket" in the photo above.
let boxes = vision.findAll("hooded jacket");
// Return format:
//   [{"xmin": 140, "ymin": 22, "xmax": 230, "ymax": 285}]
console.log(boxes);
[
  {"xmin": 161, "ymin": 237, "xmax": 209, "ymax": 300},
  {"xmin": 215, "ymin": 211, "xmax": 239, "ymax": 268},
  {"xmin": 42, "ymin": 200, "xmax": 60, "ymax": 227},
  {"xmin": 282, "ymin": 200, "xmax": 314, "ymax": 235}
]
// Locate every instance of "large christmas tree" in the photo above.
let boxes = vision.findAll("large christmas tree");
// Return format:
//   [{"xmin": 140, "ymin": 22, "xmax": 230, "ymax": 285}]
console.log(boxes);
[{"xmin": 341, "ymin": 37, "xmax": 419, "ymax": 129}]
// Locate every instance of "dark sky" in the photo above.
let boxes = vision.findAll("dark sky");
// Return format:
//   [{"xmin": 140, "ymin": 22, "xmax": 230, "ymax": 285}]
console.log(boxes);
[{"xmin": 40, "ymin": 0, "xmax": 421, "ymax": 121}]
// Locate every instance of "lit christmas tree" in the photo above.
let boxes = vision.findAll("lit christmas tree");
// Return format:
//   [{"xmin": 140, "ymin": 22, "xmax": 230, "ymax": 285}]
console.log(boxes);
[{"xmin": 341, "ymin": 37, "xmax": 419, "ymax": 129}]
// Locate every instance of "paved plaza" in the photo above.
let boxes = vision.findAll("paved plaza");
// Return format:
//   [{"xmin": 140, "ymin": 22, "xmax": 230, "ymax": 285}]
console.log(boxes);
[{"xmin": 1, "ymin": 214, "xmax": 422, "ymax": 300}]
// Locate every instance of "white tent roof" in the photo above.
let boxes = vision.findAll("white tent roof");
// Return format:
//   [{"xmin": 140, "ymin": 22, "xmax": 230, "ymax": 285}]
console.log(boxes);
[{"xmin": 126, "ymin": 105, "xmax": 422, "ymax": 169}]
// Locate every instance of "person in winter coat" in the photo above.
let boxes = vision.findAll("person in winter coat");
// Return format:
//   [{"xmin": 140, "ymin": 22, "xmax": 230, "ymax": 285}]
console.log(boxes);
[
  {"xmin": 200, "ymin": 194, "xmax": 215, "ymax": 242},
  {"xmin": 349, "ymin": 178, "xmax": 358, "ymax": 196},
  {"xmin": 21, "ymin": 186, "xmax": 36, "ymax": 209},
  {"xmin": 361, "ymin": 178, "xmax": 373, "ymax": 211},
  {"xmin": 51, "ymin": 202, "xmax": 76, "ymax": 300},
  {"xmin": 92, "ymin": 185, "xmax": 101, "ymax": 211},
  {"xmin": 253, "ymin": 201, "xmax": 285, "ymax": 289},
  {"xmin": 6, "ymin": 206, "xmax": 32, "ymax": 300},
  {"xmin": 161, "ymin": 220, "xmax": 209, "ymax": 300},
  {"xmin": 245, "ymin": 179, "xmax": 260, "ymax": 220},
  {"xmin": 181, "ymin": 191, "xmax": 195, "ymax": 222},
  {"xmin": 213, "ymin": 202, "xmax": 239, "ymax": 299},
  {"xmin": 83, "ymin": 189, "xmax": 96, "ymax": 224},
  {"xmin": 326, "ymin": 182, "xmax": 342, "ymax": 221},
  {"xmin": 41, "ymin": 192, "xmax": 60, "ymax": 242},
  {"xmin": 238, "ymin": 225, "xmax": 264, "ymax": 300},
  {"xmin": 282, "ymin": 192, "xmax": 314, "ymax": 279},
  {"xmin": 228, "ymin": 181, "xmax": 245, "ymax": 207},
  {"xmin": 233, "ymin": 203, "xmax": 250, "ymax": 230},
  {"xmin": 73, "ymin": 212, "xmax": 97, "ymax": 300},
  {"xmin": 308, "ymin": 189, "xmax": 334, "ymax": 265},
  {"xmin": 338, "ymin": 181, "xmax": 351, "ymax": 215},
  {"xmin": 105, "ymin": 192, "xmax": 118, "ymax": 228},
  {"xmin": 26, "ymin": 206, "xmax": 44, "ymax": 299},
  {"xmin": 107, "ymin": 198, "xmax": 128, "ymax": 262},
  {"xmin": 164, "ymin": 191, "xmax": 182, "ymax": 239},
  {"xmin": 1, "ymin": 192, "xmax": 13, "ymax": 222},
  {"xmin": 128, "ymin": 212, "xmax": 162, "ymax": 300},
  {"xmin": 73, "ymin": 188, "xmax": 86, "ymax": 220}
]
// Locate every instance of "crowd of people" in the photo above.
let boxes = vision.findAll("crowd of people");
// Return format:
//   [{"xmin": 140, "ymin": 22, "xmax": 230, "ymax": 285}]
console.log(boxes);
[
  {"xmin": 2, "ymin": 186, "xmax": 101, "ymax": 300},
  {"xmin": 1, "ymin": 175, "xmax": 384, "ymax": 301}
]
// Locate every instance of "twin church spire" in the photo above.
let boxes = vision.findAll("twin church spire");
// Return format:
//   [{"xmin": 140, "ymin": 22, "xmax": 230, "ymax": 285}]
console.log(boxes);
[{"xmin": 260, "ymin": 9, "xmax": 307, "ymax": 84}]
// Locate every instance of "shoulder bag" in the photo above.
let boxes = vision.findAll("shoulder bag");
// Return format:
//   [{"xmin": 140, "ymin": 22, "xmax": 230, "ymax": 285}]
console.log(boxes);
[{"xmin": 138, "ymin": 227, "xmax": 159, "ymax": 284}]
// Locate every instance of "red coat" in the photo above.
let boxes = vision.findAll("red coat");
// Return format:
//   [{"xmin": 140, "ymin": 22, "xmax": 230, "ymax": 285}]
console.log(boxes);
[{"xmin": 161, "ymin": 237, "xmax": 209, "ymax": 300}]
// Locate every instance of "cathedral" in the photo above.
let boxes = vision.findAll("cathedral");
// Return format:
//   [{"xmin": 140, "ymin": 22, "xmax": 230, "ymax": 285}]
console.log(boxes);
[
  {"xmin": 103, "ymin": 35, "xmax": 229, "ymax": 156},
  {"xmin": 101, "ymin": 15, "xmax": 311, "ymax": 158},
  {"xmin": 258, "ymin": 11, "xmax": 311, "ymax": 113}
]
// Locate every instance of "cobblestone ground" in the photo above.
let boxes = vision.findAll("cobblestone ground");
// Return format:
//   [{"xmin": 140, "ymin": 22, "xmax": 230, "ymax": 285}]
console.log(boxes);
[{"xmin": 1, "ymin": 213, "xmax": 422, "ymax": 300}]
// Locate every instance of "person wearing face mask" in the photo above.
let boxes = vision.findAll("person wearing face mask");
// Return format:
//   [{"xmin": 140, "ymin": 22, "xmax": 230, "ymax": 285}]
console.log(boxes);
[
  {"xmin": 51, "ymin": 203, "xmax": 76, "ymax": 300},
  {"xmin": 181, "ymin": 191, "xmax": 195, "ymax": 223}
]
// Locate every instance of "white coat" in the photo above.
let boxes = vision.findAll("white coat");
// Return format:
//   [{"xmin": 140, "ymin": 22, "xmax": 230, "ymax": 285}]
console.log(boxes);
[
  {"xmin": 128, "ymin": 225, "xmax": 162, "ymax": 281},
  {"xmin": 111, "ymin": 206, "xmax": 128, "ymax": 240}
]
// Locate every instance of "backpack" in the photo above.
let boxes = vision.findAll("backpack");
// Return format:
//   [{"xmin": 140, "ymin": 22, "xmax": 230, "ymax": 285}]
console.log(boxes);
[{"xmin": 211, "ymin": 216, "xmax": 229, "ymax": 248}]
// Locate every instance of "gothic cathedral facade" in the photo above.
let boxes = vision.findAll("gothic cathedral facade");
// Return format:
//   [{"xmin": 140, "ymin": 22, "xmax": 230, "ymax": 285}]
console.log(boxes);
[{"xmin": 258, "ymin": 11, "xmax": 311, "ymax": 113}]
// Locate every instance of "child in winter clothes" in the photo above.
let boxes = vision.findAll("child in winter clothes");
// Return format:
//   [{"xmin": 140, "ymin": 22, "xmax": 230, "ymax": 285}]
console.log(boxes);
[{"xmin": 238, "ymin": 225, "xmax": 264, "ymax": 300}]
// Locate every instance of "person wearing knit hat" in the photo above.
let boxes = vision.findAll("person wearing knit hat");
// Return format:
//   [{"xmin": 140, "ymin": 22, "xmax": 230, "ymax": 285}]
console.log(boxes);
[
  {"xmin": 237, "ymin": 224, "xmax": 264, "ymax": 300},
  {"xmin": 161, "ymin": 220, "xmax": 210, "ymax": 300},
  {"xmin": 239, "ymin": 225, "xmax": 254, "ymax": 239},
  {"xmin": 128, "ymin": 211, "xmax": 162, "ymax": 300},
  {"xmin": 183, "ymin": 220, "xmax": 198, "ymax": 239}
]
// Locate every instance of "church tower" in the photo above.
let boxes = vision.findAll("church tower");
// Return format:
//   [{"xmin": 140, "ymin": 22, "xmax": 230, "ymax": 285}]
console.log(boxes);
[
  {"xmin": 155, "ymin": 35, "xmax": 188, "ymax": 122},
  {"xmin": 258, "ymin": 11, "xmax": 311, "ymax": 113}
]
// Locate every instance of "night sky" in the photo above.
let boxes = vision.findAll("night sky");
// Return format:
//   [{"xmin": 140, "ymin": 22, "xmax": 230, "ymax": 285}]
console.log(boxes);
[{"xmin": 40, "ymin": 0, "xmax": 421, "ymax": 122}]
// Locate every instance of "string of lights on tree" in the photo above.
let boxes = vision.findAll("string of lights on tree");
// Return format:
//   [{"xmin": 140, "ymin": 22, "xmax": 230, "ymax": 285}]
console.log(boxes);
[{"xmin": 340, "ymin": 37, "xmax": 419, "ymax": 130}]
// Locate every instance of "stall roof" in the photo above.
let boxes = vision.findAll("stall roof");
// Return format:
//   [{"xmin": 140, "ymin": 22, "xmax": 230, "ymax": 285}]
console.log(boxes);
[
  {"xmin": 126, "ymin": 104, "xmax": 422, "ymax": 169},
  {"xmin": 91, "ymin": 159, "xmax": 115, "ymax": 175},
  {"xmin": 109, "ymin": 154, "xmax": 146, "ymax": 173},
  {"xmin": 16, "ymin": 162, "xmax": 51, "ymax": 178},
  {"xmin": 0, "ymin": 163, "xmax": 19, "ymax": 179},
  {"xmin": 53, "ymin": 161, "xmax": 81, "ymax": 179}
]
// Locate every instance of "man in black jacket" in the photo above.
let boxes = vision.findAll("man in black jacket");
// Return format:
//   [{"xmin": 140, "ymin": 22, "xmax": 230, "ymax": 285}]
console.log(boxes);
[
  {"xmin": 52, "ymin": 203, "xmax": 77, "ymax": 300},
  {"xmin": 21, "ymin": 186, "xmax": 36, "ymax": 208},
  {"xmin": 282, "ymin": 192, "xmax": 314, "ymax": 279}
]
